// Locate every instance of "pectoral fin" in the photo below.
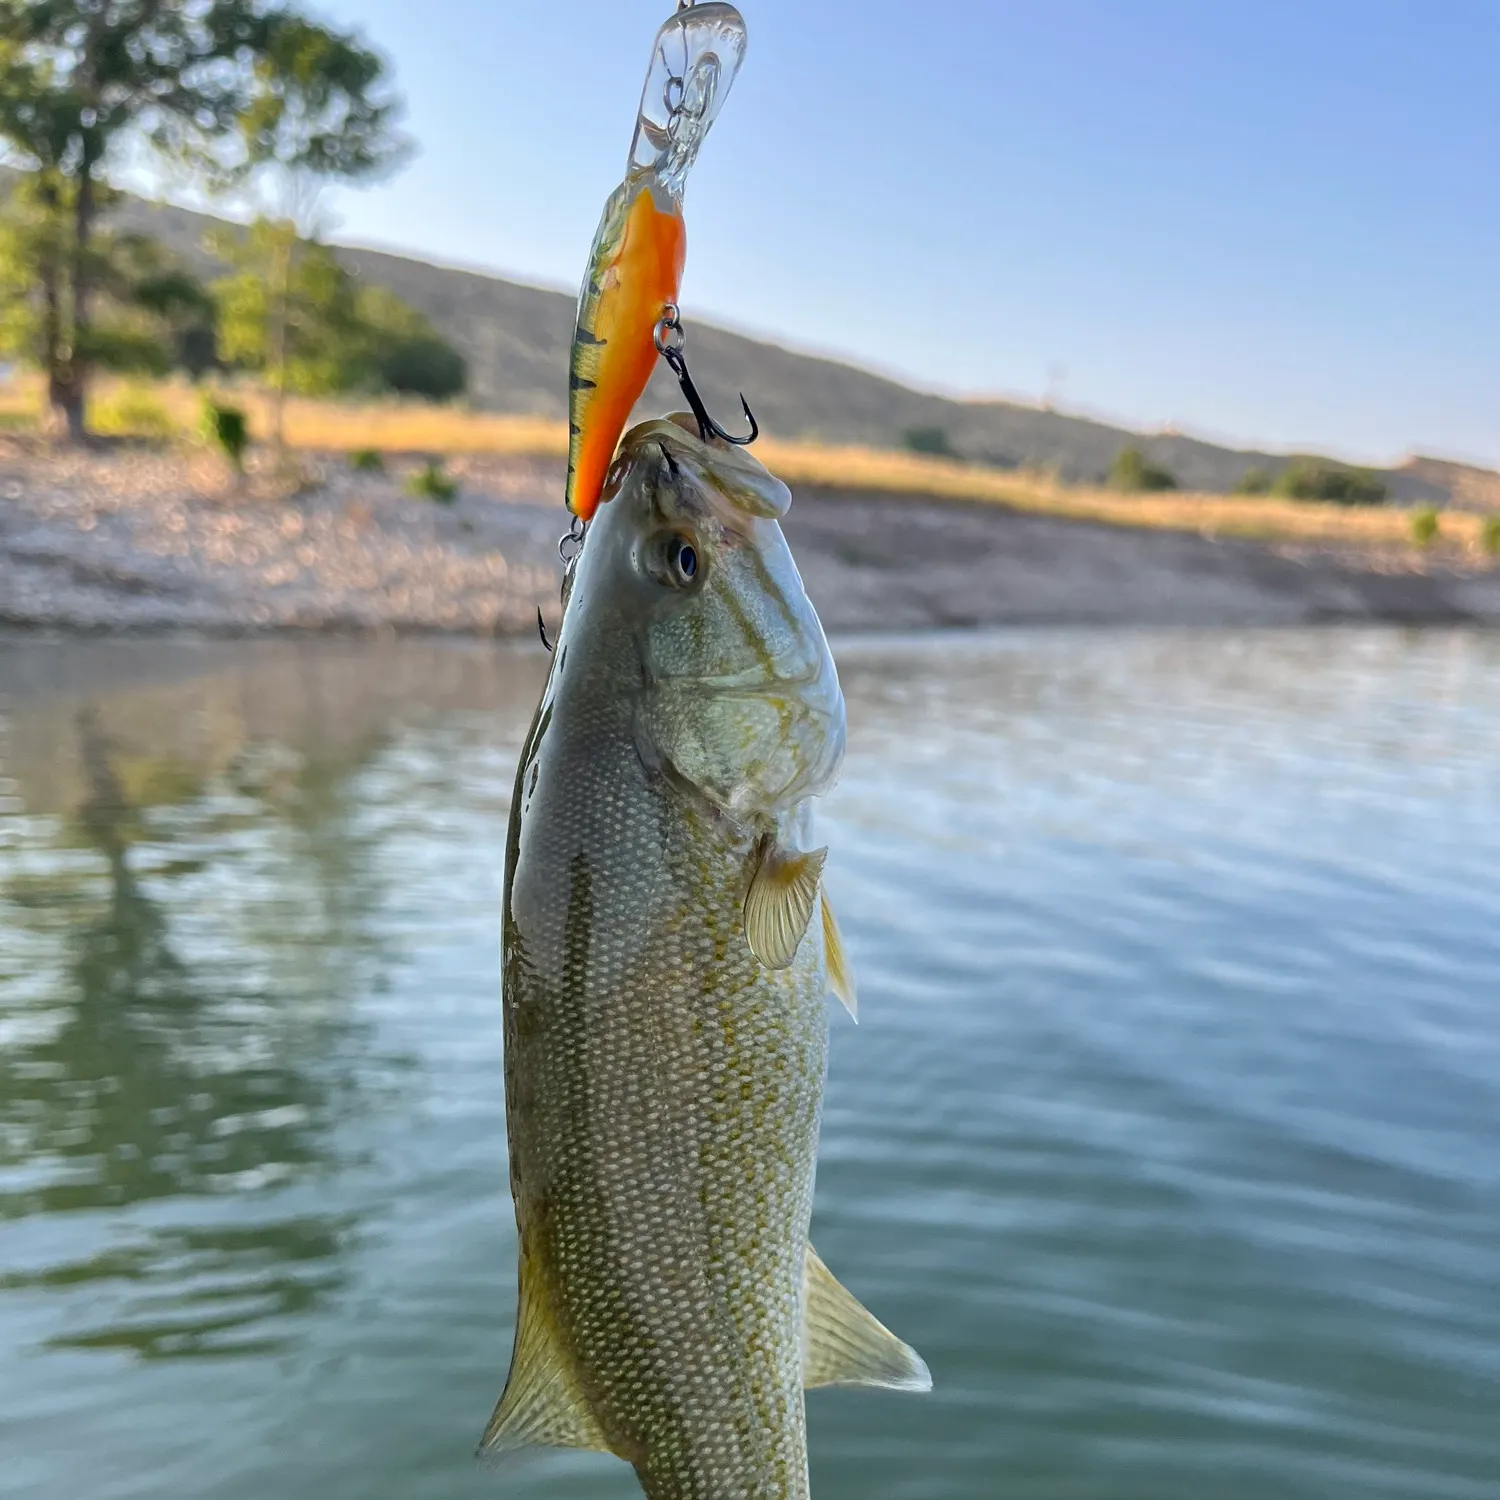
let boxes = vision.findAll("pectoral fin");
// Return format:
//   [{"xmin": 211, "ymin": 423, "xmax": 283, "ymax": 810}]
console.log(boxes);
[
  {"xmin": 802, "ymin": 1245, "xmax": 932, "ymax": 1392},
  {"xmin": 821, "ymin": 890, "xmax": 858, "ymax": 1022},
  {"xmin": 744, "ymin": 840, "xmax": 827, "ymax": 970},
  {"xmin": 478, "ymin": 1251, "xmax": 610, "ymax": 1457}
]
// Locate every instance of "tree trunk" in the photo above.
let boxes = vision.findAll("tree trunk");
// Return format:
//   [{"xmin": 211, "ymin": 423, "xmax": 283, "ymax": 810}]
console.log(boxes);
[
  {"xmin": 54, "ymin": 166, "xmax": 97, "ymax": 445},
  {"xmin": 35, "ymin": 177, "xmax": 67, "ymax": 441},
  {"xmin": 270, "ymin": 228, "xmax": 293, "ymax": 456}
]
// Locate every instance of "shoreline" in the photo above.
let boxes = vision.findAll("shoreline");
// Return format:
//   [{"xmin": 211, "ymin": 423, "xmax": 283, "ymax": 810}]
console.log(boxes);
[{"xmin": 2, "ymin": 446, "xmax": 1499, "ymax": 637}]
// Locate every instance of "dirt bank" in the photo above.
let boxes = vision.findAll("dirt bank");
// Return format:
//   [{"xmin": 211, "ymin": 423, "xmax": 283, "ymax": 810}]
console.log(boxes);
[{"xmin": 2, "ymin": 446, "xmax": 1498, "ymax": 635}]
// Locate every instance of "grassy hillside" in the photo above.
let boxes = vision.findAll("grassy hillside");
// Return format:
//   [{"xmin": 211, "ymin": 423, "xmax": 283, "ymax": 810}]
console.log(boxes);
[{"xmin": 95, "ymin": 187, "xmax": 1478, "ymax": 506}]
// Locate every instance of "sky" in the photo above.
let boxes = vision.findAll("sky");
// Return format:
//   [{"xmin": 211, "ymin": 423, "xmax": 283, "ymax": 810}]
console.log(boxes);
[{"xmin": 143, "ymin": 0, "xmax": 1499, "ymax": 467}]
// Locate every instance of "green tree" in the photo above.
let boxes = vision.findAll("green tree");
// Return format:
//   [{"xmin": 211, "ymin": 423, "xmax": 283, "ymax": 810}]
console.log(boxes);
[
  {"xmin": 1110, "ymin": 444, "xmax": 1177, "ymax": 493},
  {"xmin": 212, "ymin": 221, "xmax": 366, "ymax": 395},
  {"xmin": 0, "ymin": 177, "xmax": 213, "ymax": 380},
  {"xmin": 0, "ymin": 1, "xmax": 401, "ymax": 442},
  {"xmin": 903, "ymin": 425, "xmax": 955, "ymax": 458},
  {"xmin": 0, "ymin": 1, "xmax": 267, "ymax": 437},
  {"xmin": 123, "ymin": 237, "xmax": 219, "ymax": 379},
  {"xmin": 228, "ymin": 14, "xmax": 406, "ymax": 449},
  {"xmin": 356, "ymin": 285, "xmax": 466, "ymax": 400},
  {"xmin": 1234, "ymin": 467, "xmax": 1272, "ymax": 495},
  {"xmin": 212, "ymin": 227, "xmax": 462, "ymax": 403},
  {"xmin": 1270, "ymin": 459, "xmax": 1386, "ymax": 505}
]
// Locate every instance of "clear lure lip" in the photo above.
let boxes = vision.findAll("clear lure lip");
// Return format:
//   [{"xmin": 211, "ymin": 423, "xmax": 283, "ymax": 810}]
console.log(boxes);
[{"xmin": 628, "ymin": 4, "xmax": 748, "ymax": 205}]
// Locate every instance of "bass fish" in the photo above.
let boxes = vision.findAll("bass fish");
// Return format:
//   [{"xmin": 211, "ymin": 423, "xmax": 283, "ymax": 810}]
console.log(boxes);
[
  {"xmin": 484, "ymin": 416, "xmax": 930, "ymax": 1498},
  {"xmin": 566, "ymin": 3, "xmax": 748, "ymax": 522}
]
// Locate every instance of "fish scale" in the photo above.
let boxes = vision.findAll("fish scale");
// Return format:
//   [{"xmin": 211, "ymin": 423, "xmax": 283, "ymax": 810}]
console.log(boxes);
[{"xmin": 485, "ymin": 417, "xmax": 928, "ymax": 1498}]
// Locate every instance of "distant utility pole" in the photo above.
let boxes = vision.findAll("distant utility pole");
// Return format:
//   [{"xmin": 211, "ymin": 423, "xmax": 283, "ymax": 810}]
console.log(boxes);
[{"xmin": 1042, "ymin": 364, "xmax": 1067, "ymax": 412}]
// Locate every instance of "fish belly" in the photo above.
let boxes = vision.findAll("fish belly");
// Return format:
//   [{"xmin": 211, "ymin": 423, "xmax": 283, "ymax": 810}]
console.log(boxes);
[{"xmin": 505, "ymin": 794, "xmax": 829, "ymax": 1500}]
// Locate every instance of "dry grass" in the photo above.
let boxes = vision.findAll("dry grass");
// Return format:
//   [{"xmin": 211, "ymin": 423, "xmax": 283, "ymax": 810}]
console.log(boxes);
[
  {"xmin": 0, "ymin": 373, "xmax": 1490, "ymax": 558},
  {"xmin": 756, "ymin": 439, "xmax": 1492, "ymax": 556}
]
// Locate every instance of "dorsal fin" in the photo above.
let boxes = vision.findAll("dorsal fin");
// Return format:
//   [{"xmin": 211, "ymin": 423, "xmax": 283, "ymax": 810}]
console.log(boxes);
[
  {"xmin": 744, "ymin": 839, "xmax": 827, "ymax": 969},
  {"xmin": 802, "ymin": 1245, "xmax": 932, "ymax": 1392},
  {"xmin": 478, "ymin": 1250, "xmax": 611, "ymax": 1457}
]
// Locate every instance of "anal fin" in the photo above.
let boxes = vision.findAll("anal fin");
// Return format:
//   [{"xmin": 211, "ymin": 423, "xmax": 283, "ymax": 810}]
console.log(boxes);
[
  {"xmin": 821, "ymin": 890, "xmax": 858, "ymax": 1022},
  {"xmin": 802, "ymin": 1245, "xmax": 932, "ymax": 1393},
  {"xmin": 478, "ymin": 1250, "xmax": 611, "ymax": 1457}
]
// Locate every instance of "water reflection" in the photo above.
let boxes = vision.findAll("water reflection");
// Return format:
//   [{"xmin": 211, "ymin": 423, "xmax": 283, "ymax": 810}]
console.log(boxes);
[{"xmin": 0, "ymin": 645, "xmax": 514, "ymax": 1361}]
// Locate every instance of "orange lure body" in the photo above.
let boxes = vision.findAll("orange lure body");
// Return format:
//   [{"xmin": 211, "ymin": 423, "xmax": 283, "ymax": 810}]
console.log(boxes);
[{"xmin": 565, "ymin": 186, "xmax": 686, "ymax": 520}]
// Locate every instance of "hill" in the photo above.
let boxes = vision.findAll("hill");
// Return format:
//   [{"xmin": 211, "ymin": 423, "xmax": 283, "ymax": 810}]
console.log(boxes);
[{"xmin": 44, "ymin": 184, "xmax": 1485, "ymax": 504}]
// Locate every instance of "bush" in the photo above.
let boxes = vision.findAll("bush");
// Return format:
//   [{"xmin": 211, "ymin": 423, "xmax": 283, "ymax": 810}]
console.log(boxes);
[
  {"xmin": 1234, "ymin": 467, "xmax": 1272, "ymax": 495},
  {"xmin": 349, "ymin": 447, "xmax": 385, "ymax": 474},
  {"xmin": 92, "ymin": 384, "xmax": 176, "ymax": 440},
  {"xmin": 202, "ymin": 398, "xmax": 250, "ymax": 473},
  {"xmin": 903, "ymin": 425, "xmax": 955, "ymax": 458},
  {"xmin": 1482, "ymin": 515, "xmax": 1500, "ymax": 557},
  {"xmin": 1409, "ymin": 507, "xmax": 1440, "ymax": 548},
  {"xmin": 1110, "ymin": 445, "xmax": 1176, "ymax": 493},
  {"xmin": 407, "ymin": 458, "xmax": 457, "ymax": 504},
  {"xmin": 356, "ymin": 286, "xmax": 468, "ymax": 400},
  {"xmin": 377, "ymin": 335, "xmax": 467, "ymax": 400},
  {"xmin": 1271, "ymin": 459, "xmax": 1386, "ymax": 505}
]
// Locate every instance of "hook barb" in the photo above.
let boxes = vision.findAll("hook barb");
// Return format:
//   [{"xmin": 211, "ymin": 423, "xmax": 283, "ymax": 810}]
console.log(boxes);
[{"xmin": 655, "ymin": 306, "xmax": 759, "ymax": 447}]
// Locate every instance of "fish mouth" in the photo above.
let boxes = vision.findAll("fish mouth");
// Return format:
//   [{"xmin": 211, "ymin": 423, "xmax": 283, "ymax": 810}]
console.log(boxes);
[{"xmin": 620, "ymin": 417, "xmax": 792, "ymax": 530}]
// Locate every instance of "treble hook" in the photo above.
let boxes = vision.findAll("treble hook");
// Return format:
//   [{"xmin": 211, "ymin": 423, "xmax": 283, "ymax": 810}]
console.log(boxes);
[{"xmin": 654, "ymin": 304, "xmax": 759, "ymax": 447}]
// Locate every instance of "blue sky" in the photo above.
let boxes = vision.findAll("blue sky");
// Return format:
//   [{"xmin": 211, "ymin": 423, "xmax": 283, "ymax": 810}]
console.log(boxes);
[{"xmin": 159, "ymin": 1, "xmax": 1500, "ymax": 466}]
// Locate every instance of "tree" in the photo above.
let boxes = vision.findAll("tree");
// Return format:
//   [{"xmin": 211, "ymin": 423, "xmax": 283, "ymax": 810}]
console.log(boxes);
[
  {"xmin": 0, "ymin": 1, "xmax": 268, "ymax": 437},
  {"xmin": 0, "ymin": 1, "xmax": 402, "ymax": 441},
  {"xmin": 357, "ymin": 285, "xmax": 466, "ymax": 400},
  {"xmin": 1109, "ymin": 445, "xmax": 1177, "ymax": 493},
  {"xmin": 212, "ymin": 225, "xmax": 465, "ymax": 402},
  {"xmin": 903, "ymin": 425, "xmax": 956, "ymax": 459},
  {"xmin": 0, "ymin": 176, "xmax": 213, "ymax": 380},
  {"xmin": 212, "ymin": 221, "xmax": 365, "ymax": 396},
  {"xmin": 228, "ymin": 14, "xmax": 406, "ymax": 449},
  {"xmin": 1270, "ymin": 459, "xmax": 1386, "ymax": 505}
]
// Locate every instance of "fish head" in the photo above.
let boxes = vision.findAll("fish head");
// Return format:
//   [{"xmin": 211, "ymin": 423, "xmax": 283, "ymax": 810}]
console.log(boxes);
[{"xmin": 570, "ymin": 415, "xmax": 844, "ymax": 821}]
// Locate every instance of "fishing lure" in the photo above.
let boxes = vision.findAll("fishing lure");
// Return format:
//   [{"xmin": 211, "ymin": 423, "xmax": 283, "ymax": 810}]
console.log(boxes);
[{"xmin": 565, "ymin": 1, "xmax": 748, "ymax": 520}]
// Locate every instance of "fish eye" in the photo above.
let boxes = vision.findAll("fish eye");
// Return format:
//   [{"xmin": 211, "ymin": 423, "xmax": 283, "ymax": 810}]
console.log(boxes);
[
  {"xmin": 640, "ymin": 529, "xmax": 704, "ymax": 590},
  {"xmin": 668, "ymin": 536, "xmax": 698, "ymax": 585}
]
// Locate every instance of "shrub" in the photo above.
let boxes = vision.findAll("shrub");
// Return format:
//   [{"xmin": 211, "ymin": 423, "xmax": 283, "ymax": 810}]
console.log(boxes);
[
  {"xmin": 1110, "ymin": 445, "xmax": 1176, "ymax": 493},
  {"xmin": 1482, "ymin": 515, "xmax": 1500, "ymax": 557},
  {"xmin": 349, "ymin": 447, "xmax": 385, "ymax": 474},
  {"xmin": 92, "ymin": 385, "xmax": 176, "ymax": 440},
  {"xmin": 1409, "ymin": 507, "xmax": 1440, "ymax": 548},
  {"xmin": 202, "ymin": 398, "xmax": 250, "ymax": 473},
  {"xmin": 407, "ymin": 458, "xmax": 457, "ymax": 504},
  {"xmin": 903, "ymin": 425, "xmax": 955, "ymax": 458},
  {"xmin": 1271, "ymin": 459, "xmax": 1386, "ymax": 505},
  {"xmin": 377, "ymin": 335, "xmax": 468, "ymax": 400},
  {"xmin": 1234, "ymin": 467, "xmax": 1272, "ymax": 495}
]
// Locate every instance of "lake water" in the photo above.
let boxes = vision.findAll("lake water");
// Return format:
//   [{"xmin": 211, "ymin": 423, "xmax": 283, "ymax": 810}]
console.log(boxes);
[{"xmin": 1, "ymin": 629, "xmax": 1497, "ymax": 1500}]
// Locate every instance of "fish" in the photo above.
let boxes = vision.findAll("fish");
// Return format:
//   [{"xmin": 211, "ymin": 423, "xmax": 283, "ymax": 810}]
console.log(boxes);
[
  {"xmin": 483, "ymin": 415, "xmax": 930, "ymax": 1498},
  {"xmin": 565, "ymin": 3, "xmax": 748, "ymax": 522}
]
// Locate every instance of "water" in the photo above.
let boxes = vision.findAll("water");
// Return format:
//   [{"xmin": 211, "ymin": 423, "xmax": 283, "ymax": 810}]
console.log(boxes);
[{"xmin": 1, "ymin": 629, "xmax": 1497, "ymax": 1500}]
